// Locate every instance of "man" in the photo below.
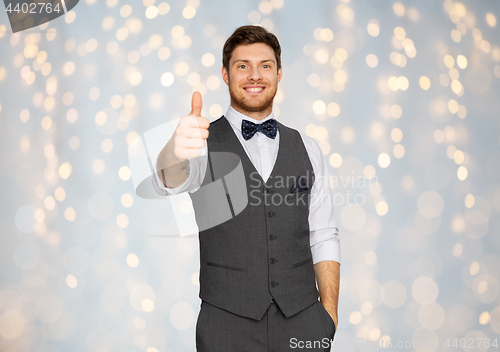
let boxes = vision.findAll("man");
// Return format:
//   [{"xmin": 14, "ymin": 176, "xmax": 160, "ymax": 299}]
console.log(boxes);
[{"xmin": 153, "ymin": 25, "xmax": 340, "ymax": 352}]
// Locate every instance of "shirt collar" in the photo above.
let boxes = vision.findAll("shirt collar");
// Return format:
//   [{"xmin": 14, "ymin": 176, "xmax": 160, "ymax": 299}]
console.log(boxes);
[{"xmin": 225, "ymin": 105, "xmax": 275, "ymax": 132}]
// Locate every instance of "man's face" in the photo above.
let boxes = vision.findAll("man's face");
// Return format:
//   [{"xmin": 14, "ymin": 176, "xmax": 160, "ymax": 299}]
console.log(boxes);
[{"xmin": 222, "ymin": 42, "xmax": 282, "ymax": 119}]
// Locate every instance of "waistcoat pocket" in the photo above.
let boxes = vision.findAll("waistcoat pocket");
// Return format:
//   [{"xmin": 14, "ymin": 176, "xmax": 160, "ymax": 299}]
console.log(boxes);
[
  {"xmin": 206, "ymin": 261, "xmax": 248, "ymax": 272},
  {"xmin": 291, "ymin": 257, "xmax": 313, "ymax": 269}
]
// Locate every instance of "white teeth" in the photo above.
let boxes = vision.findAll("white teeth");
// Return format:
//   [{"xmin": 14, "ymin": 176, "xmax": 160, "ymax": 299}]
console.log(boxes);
[{"xmin": 246, "ymin": 87, "xmax": 263, "ymax": 92}]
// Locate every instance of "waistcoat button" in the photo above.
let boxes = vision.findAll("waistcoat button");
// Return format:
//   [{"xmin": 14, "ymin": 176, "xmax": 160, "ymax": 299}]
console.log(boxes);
[
  {"xmin": 270, "ymin": 258, "xmax": 277, "ymax": 264},
  {"xmin": 269, "ymin": 235, "xmax": 276, "ymax": 241},
  {"xmin": 270, "ymin": 281, "xmax": 279, "ymax": 288},
  {"xmin": 267, "ymin": 211, "xmax": 275, "ymax": 218}
]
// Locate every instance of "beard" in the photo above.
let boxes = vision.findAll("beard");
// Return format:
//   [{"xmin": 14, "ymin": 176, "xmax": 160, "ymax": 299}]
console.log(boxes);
[{"xmin": 227, "ymin": 78, "xmax": 278, "ymax": 114}]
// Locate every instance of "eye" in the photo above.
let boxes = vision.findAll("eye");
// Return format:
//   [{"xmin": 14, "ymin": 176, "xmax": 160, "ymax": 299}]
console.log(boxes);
[
  {"xmin": 238, "ymin": 64, "xmax": 247, "ymax": 69},
  {"xmin": 263, "ymin": 64, "xmax": 270, "ymax": 69}
]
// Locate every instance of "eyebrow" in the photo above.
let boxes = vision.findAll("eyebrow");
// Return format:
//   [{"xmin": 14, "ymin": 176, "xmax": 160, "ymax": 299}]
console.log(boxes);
[{"xmin": 232, "ymin": 59, "xmax": 275, "ymax": 65}]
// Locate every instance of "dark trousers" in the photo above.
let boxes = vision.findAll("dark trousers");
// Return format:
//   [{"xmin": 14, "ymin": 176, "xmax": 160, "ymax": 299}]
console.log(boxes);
[{"xmin": 196, "ymin": 300, "xmax": 336, "ymax": 351}]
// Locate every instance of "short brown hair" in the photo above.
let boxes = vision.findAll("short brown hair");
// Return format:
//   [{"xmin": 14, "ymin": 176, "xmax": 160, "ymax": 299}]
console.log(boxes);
[{"xmin": 222, "ymin": 25, "xmax": 281, "ymax": 72}]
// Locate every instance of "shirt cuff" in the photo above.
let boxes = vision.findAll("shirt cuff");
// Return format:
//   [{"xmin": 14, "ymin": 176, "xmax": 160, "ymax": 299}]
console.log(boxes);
[
  {"xmin": 151, "ymin": 158, "xmax": 194, "ymax": 196},
  {"xmin": 311, "ymin": 237, "xmax": 341, "ymax": 265}
]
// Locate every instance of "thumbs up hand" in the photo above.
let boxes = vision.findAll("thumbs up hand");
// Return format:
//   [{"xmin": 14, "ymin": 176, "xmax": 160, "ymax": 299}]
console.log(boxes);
[
  {"xmin": 171, "ymin": 91, "xmax": 210, "ymax": 161},
  {"xmin": 156, "ymin": 91, "xmax": 209, "ymax": 188}
]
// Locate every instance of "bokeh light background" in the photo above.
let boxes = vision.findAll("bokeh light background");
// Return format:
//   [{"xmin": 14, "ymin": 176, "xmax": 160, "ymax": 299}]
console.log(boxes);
[{"xmin": 1, "ymin": 0, "xmax": 500, "ymax": 351}]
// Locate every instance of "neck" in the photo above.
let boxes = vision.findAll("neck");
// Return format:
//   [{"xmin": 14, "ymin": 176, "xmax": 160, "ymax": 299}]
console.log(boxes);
[{"xmin": 230, "ymin": 101, "xmax": 273, "ymax": 121}]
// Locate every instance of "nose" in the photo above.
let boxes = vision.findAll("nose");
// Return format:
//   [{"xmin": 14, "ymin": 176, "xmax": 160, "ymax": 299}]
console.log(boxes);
[{"xmin": 247, "ymin": 66, "xmax": 263, "ymax": 81}]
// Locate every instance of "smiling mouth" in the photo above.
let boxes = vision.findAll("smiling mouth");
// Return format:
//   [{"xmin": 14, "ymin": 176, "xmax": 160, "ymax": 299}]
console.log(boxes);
[{"xmin": 244, "ymin": 87, "xmax": 266, "ymax": 93}]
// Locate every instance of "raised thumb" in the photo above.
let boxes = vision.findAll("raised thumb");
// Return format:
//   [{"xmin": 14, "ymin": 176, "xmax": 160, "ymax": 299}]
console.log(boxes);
[{"xmin": 190, "ymin": 91, "xmax": 202, "ymax": 116}]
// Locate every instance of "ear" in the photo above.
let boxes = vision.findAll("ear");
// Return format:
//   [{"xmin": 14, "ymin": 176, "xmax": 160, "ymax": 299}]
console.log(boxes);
[
  {"xmin": 277, "ymin": 66, "xmax": 282, "ymax": 83},
  {"xmin": 222, "ymin": 66, "xmax": 229, "ymax": 86}
]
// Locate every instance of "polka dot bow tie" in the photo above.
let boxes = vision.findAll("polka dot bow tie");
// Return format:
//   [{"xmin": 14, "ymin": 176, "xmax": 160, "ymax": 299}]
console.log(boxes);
[{"xmin": 241, "ymin": 118, "xmax": 278, "ymax": 140}]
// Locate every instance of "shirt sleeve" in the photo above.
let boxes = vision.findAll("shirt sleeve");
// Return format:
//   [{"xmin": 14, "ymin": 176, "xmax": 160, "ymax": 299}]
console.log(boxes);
[
  {"xmin": 300, "ymin": 134, "xmax": 341, "ymax": 265},
  {"xmin": 151, "ymin": 143, "xmax": 208, "ymax": 196}
]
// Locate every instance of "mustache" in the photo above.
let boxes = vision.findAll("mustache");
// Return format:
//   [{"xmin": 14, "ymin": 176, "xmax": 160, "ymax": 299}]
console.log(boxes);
[{"xmin": 239, "ymin": 82, "xmax": 269, "ymax": 86}]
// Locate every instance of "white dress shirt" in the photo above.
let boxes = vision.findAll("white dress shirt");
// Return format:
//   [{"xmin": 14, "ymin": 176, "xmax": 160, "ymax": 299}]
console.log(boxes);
[{"xmin": 152, "ymin": 105, "xmax": 341, "ymax": 265}]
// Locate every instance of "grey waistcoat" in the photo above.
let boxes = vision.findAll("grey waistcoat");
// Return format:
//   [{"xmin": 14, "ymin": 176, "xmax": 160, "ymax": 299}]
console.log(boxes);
[{"xmin": 189, "ymin": 115, "xmax": 319, "ymax": 321}]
